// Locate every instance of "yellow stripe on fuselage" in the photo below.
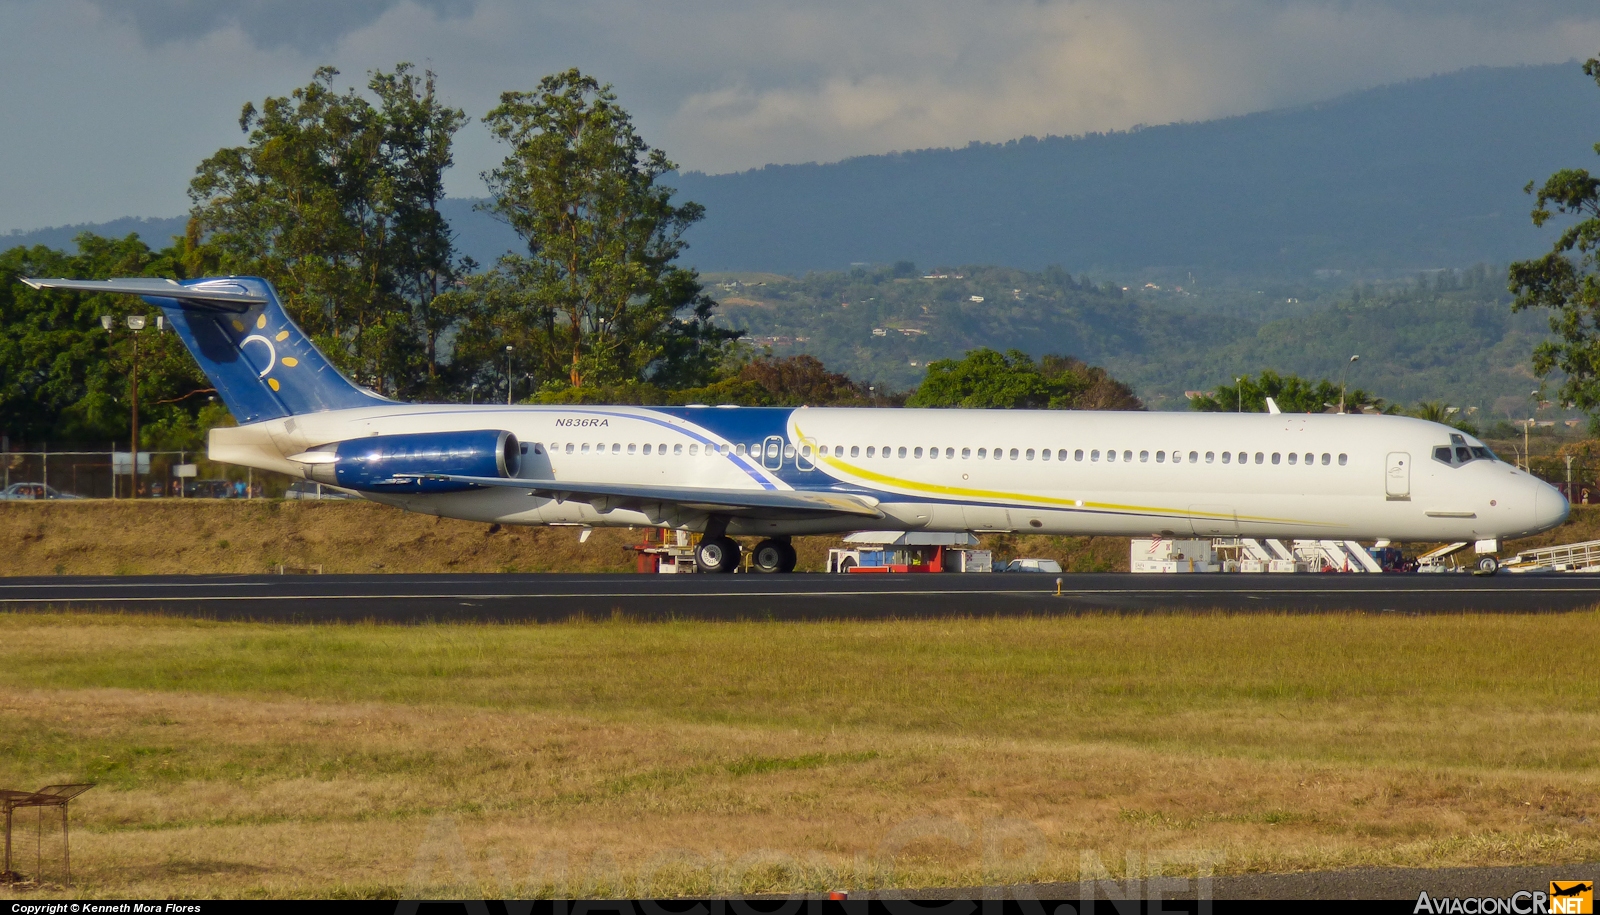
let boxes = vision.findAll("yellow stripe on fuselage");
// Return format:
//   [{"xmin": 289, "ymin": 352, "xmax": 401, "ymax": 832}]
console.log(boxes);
[{"xmin": 791, "ymin": 421, "xmax": 1325, "ymax": 527}]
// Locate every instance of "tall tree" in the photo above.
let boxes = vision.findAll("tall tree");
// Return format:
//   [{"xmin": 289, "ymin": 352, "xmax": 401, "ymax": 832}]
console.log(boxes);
[
  {"xmin": 0, "ymin": 233, "xmax": 215, "ymax": 445},
  {"xmin": 907, "ymin": 348, "xmax": 1142, "ymax": 410},
  {"xmin": 1509, "ymin": 58, "xmax": 1600, "ymax": 423},
  {"xmin": 1188, "ymin": 370, "xmax": 1391, "ymax": 414},
  {"xmin": 188, "ymin": 64, "xmax": 466, "ymax": 397},
  {"xmin": 478, "ymin": 68, "xmax": 738, "ymax": 391}
]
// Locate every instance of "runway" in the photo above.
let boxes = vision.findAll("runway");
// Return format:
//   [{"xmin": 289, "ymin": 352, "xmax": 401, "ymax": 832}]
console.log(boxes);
[{"xmin": 1, "ymin": 571, "xmax": 1598, "ymax": 620}]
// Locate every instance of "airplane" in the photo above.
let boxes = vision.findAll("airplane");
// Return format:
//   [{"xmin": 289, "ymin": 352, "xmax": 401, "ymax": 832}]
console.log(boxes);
[{"xmin": 21, "ymin": 275, "xmax": 1569, "ymax": 574}]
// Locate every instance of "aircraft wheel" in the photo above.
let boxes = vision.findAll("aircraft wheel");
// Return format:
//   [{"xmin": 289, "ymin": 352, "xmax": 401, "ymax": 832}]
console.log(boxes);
[
  {"xmin": 752, "ymin": 539, "xmax": 789, "ymax": 574},
  {"xmin": 697, "ymin": 536, "xmax": 742, "ymax": 574},
  {"xmin": 778, "ymin": 542, "xmax": 798, "ymax": 573},
  {"xmin": 1476, "ymin": 555, "xmax": 1499, "ymax": 575}
]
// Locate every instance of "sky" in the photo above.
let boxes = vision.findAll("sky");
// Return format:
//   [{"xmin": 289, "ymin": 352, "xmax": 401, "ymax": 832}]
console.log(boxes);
[{"xmin": 2, "ymin": 0, "xmax": 1599, "ymax": 234}]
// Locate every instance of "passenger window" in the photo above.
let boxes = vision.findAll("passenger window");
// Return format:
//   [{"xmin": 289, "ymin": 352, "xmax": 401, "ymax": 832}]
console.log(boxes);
[
  {"xmin": 1338, "ymin": 453, "xmax": 1348, "ymax": 465},
  {"xmin": 1319, "ymin": 452, "xmax": 1328, "ymax": 465},
  {"xmin": 565, "ymin": 443, "xmax": 575, "ymax": 454},
  {"xmin": 1091, "ymin": 450, "xmax": 1100, "ymax": 461},
  {"xmin": 977, "ymin": 448, "xmax": 986, "ymax": 459},
  {"xmin": 690, "ymin": 444, "xmax": 700, "ymax": 455},
  {"xmin": 783, "ymin": 444, "xmax": 796, "ymax": 459},
  {"xmin": 1041, "ymin": 449, "xmax": 1051, "ymax": 461},
  {"xmin": 582, "ymin": 443, "xmax": 591, "ymax": 454},
  {"xmin": 1025, "ymin": 449, "xmax": 1035, "ymax": 460},
  {"xmin": 736, "ymin": 444, "xmax": 747, "ymax": 455},
  {"xmin": 801, "ymin": 445, "xmax": 812, "ymax": 458},
  {"xmin": 1010, "ymin": 448, "xmax": 1020, "ymax": 460},
  {"xmin": 945, "ymin": 447, "xmax": 954, "ymax": 459},
  {"xmin": 1222, "ymin": 452, "xmax": 1230, "ymax": 464},
  {"xmin": 866, "ymin": 446, "xmax": 875, "ymax": 457},
  {"xmin": 1251, "ymin": 452, "xmax": 1260, "ymax": 464},
  {"xmin": 1304, "ymin": 452, "xmax": 1313, "ymax": 465},
  {"xmin": 962, "ymin": 447, "xmax": 971, "ymax": 459},
  {"xmin": 1140, "ymin": 450, "xmax": 1149, "ymax": 462},
  {"xmin": 674, "ymin": 444, "xmax": 683, "ymax": 455},
  {"xmin": 1107, "ymin": 450, "xmax": 1116, "ymax": 462},
  {"xmin": 898, "ymin": 446, "xmax": 907, "ymax": 458},
  {"xmin": 851, "ymin": 446, "xmax": 860, "ymax": 457},
  {"xmin": 1271, "ymin": 453, "xmax": 1280, "ymax": 465},
  {"xmin": 914, "ymin": 447, "xmax": 924, "ymax": 459},
  {"xmin": 628, "ymin": 443, "xmax": 637, "ymax": 454},
  {"xmin": 1190, "ymin": 451, "xmax": 1200, "ymax": 463},
  {"xmin": 642, "ymin": 444, "xmax": 652, "ymax": 455},
  {"xmin": 1059, "ymin": 449, "xmax": 1068, "ymax": 461},
  {"xmin": 1075, "ymin": 449, "xmax": 1084, "ymax": 461},
  {"xmin": 1205, "ymin": 452, "xmax": 1214, "ymax": 463},
  {"xmin": 1123, "ymin": 450, "xmax": 1132, "ymax": 462},
  {"xmin": 1156, "ymin": 451, "xmax": 1166, "ymax": 463},
  {"xmin": 1287, "ymin": 453, "xmax": 1297, "ymax": 465}
]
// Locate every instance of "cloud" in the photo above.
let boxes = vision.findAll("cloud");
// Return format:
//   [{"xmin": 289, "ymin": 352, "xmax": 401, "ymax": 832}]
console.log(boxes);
[
  {"xmin": 84, "ymin": 0, "xmax": 476, "ymax": 51},
  {"xmin": 3, "ymin": 0, "xmax": 1600, "ymax": 231}
]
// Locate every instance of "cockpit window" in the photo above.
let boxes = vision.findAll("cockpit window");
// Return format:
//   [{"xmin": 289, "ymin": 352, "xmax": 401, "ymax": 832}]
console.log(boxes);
[{"xmin": 1434, "ymin": 440, "xmax": 1498, "ymax": 467}]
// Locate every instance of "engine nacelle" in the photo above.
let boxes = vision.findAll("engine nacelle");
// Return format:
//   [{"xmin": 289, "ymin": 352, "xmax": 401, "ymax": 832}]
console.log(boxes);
[{"xmin": 302, "ymin": 430, "xmax": 520, "ymax": 493}]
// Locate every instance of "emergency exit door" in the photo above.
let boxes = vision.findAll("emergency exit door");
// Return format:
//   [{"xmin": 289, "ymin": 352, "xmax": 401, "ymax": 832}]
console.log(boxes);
[{"xmin": 1385, "ymin": 452, "xmax": 1410, "ymax": 500}]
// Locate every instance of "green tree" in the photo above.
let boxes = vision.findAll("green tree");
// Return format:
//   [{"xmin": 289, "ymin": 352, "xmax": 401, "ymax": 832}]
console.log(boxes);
[
  {"xmin": 0, "ymin": 233, "xmax": 215, "ymax": 446},
  {"xmin": 476, "ymin": 68, "xmax": 739, "ymax": 391},
  {"xmin": 188, "ymin": 64, "xmax": 467, "ymax": 397},
  {"xmin": 907, "ymin": 348, "xmax": 1142, "ymax": 409},
  {"xmin": 1188, "ymin": 370, "xmax": 1392, "ymax": 413},
  {"xmin": 1509, "ymin": 57, "xmax": 1600, "ymax": 426}
]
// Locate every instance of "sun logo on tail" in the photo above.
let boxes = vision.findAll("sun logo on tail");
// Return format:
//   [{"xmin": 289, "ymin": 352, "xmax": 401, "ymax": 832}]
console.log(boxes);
[{"xmin": 231, "ymin": 313, "xmax": 299, "ymax": 392}]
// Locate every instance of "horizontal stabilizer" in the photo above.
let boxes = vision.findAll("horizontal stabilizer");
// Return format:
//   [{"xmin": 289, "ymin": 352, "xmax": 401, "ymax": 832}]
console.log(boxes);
[
  {"xmin": 21, "ymin": 277, "xmax": 266, "ymax": 311},
  {"xmin": 396, "ymin": 473, "xmax": 885, "ymax": 518}
]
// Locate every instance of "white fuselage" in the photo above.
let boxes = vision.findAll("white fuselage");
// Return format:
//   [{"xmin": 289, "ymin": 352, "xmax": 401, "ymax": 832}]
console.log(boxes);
[{"xmin": 211, "ymin": 404, "xmax": 1569, "ymax": 543}]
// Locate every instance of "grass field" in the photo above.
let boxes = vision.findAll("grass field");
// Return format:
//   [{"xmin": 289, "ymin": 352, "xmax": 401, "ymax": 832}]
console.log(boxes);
[
  {"xmin": 1, "ymin": 610, "xmax": 1597, "ymax": 898},
  {"xmin": 0, "ymin": 500, "xmax": 1129, "ymax": 576}
]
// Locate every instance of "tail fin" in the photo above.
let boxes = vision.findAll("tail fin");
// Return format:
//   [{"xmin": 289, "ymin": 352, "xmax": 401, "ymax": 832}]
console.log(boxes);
[{"xmin": 22, "ymin": 275, "xmax": 388, "ymax": 423}]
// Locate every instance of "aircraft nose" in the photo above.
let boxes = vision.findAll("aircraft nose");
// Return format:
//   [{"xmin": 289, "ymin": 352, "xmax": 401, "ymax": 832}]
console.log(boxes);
[{"xmin": 1533, "ymin": 477, "xmax": 1570, "ymax": 533}]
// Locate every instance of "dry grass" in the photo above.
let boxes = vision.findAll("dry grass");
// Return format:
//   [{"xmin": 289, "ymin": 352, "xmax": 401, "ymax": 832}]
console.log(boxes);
[
  {"xmin": 0, "ymin": 611, "xmax": 1596, "ymax": 898},
  {"xmin": 0, "ymin": 500, "xmax": 1130, "ymax": 575}
]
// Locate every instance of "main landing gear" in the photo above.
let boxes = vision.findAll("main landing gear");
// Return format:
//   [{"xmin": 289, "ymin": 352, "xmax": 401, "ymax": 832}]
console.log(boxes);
[
  {"xmin": 694, "ymin": 516, "xmax": 796, "ymax": 574},
  {"xmin": 752, "ymin": 538, "xmax": 798, "ymax": 574}
]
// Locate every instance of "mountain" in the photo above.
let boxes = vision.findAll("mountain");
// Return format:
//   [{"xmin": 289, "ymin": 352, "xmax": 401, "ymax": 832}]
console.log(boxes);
[
  {"xmin": 10, "ymin": 63, "xmax": 1599, "ymax": 278},
  {"xmin": 673, "ymin": 63, "xmax": 1600, "ymax": 276}
]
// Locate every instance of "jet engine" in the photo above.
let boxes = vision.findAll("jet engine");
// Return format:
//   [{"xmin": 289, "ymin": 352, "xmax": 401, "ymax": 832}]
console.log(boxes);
[{"xmin": 296, "ymin": 430, "xmax": 520, "ymax": 493}]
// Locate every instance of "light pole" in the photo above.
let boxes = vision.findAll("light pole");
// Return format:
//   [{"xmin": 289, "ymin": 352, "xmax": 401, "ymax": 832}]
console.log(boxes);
[
  {"xmin": 1235, "ymin": 376, "xmax": 1242, "ymax": 413},
  {"xmin": 102, "ymin": 313, "xmax": 162, "ymax": 498},
  {"xmin": 504, "ymin": 344, "xmax": 515, "ymax": 405},
  {"xmin": 1526, "ymin": 389, "xmax": 1541, "ymax": 471},
  {"xmin": 469, "ymin": 383, "xmax": 478, "ymax": 405},
  {"xmin": 1338, "ymin": 355, "xmax": 1360, "ymax": 414}
]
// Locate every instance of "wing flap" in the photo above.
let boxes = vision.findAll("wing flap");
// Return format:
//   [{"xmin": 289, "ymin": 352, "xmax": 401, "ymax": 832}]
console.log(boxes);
[
  {"xmin": 21, "ymin": 277, "xmax": 267, "ymax": 311},
  {"xmin": 397, "ymin": 473, "xmax": 884, "ymax": 518}
]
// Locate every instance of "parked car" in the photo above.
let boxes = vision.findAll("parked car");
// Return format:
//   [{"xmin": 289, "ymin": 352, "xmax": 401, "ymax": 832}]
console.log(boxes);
[
  {"xmin": 0, "ymin": 482, "xmax": 82, "ymax": 500},
  {"xmin": 1001, "ymin": 558, "xmax": 1063, "ymax": 573},
  {"xmin": 185, "ymin": 479, "xmax": 237, "ymax": 499}
]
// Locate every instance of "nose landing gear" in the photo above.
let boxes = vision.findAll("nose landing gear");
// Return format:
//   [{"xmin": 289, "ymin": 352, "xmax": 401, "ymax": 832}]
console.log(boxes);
[{"xmin": 1475, "ymin": 555, "xmax": 1499, "ymax": 575}]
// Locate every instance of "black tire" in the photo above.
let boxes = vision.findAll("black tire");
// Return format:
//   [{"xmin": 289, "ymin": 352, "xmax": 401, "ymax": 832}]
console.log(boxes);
[
  {"xmin": 752, "ymin": 539, "xmax": 787, "ymax": 574},
  {"xmin": 838, "ymin": 557, "xmax": 856, "ymax": 574},
  {"xmin": 1476, "ymin": 555, "xmax": 1499, "ymax": 575},
  {"xmin": 777, "ymin": 542, "xmax": 798, "ymax": 573},
  {"xmin": 696, "ymin": 536, "xmax": 741, "ymax": 574}
]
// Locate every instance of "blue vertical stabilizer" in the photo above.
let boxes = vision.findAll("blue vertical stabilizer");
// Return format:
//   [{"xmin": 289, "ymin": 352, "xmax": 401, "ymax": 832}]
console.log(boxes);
[{"xmin": 141, "ymin": 277, "xmax": 387, "ymax": 423}]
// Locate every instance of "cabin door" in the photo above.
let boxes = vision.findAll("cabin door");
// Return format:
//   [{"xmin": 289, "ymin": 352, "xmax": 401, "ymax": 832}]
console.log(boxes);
[{"xmin": 1385, "ymin": 452, "xmax": 1410, "ymax": 501}]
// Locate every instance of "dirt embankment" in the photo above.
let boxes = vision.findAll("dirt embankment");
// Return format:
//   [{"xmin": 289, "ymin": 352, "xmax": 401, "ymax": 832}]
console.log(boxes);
[{"xmin": 0, "ymin": 500, "xmax": 1132, "ymax": 576}]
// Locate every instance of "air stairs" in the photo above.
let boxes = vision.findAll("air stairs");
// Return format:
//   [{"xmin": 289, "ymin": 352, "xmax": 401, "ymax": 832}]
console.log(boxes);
[
  {"xmin": 1229, "ymin": 537, "xmax": 1382, "ymax": 572},
  {"xmin": 1501, "ymin": 539, "xmax": 1600, "ymax": 573}
]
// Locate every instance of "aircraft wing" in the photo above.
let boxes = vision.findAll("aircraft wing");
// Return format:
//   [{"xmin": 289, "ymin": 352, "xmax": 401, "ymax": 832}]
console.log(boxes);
[
  {"xmin": 21, "ymin": 277, "xmax": 267, "ymax": 311},
  {"xmin": 396, "ymin": 473, "xmax": 885, "ymax": 518}
]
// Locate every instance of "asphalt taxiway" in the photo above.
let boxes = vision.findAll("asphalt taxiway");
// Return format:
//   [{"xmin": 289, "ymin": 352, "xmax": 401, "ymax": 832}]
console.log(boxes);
[{"xmin": 1, "ymin": 571, "xmax": 1597, "ymax": 621}]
